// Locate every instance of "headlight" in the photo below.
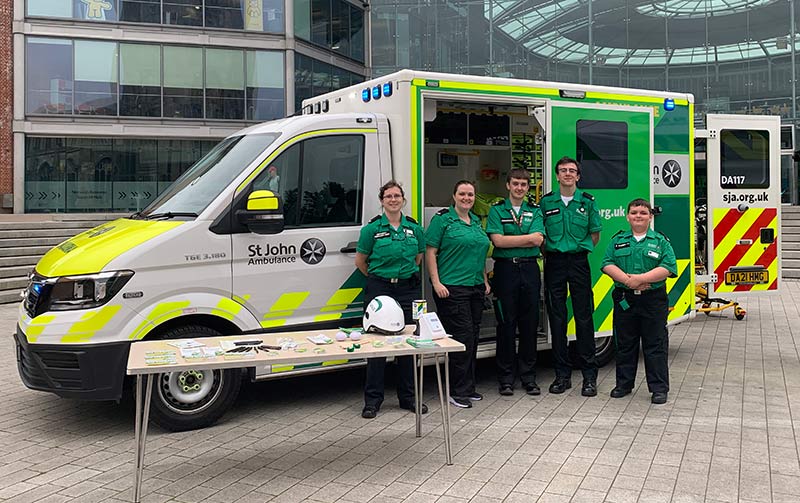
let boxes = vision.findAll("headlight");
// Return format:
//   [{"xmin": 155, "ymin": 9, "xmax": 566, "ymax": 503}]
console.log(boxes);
[{"xmin": 45, "ymin": 270, "xmax": 134, "ymax": 311}]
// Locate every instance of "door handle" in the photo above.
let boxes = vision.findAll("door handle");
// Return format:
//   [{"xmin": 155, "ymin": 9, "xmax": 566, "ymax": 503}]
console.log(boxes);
[{"xmin": 340, "ymin": 241, "xmax": 358, "ymax": 253}]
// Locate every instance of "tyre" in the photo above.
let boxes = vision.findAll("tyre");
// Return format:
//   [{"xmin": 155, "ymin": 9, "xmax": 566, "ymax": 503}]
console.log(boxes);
[
  {"xmin": 149, "ymin": 325, "xmax": 243, "ymax": 432},
  {"xmin": 593, "ymin": 336, "xmax": 615, "ymax": 367}
]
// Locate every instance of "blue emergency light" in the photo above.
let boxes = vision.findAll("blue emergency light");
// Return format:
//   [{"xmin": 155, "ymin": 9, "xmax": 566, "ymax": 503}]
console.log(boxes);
[
  {"xmin": 664, "ymin": 98, "xmax": 675, "ymax": 111},
  {"xmin": 362, "ymin": 88, "xmax": 371, "ymax": 102},
  {"xmin": 372, "ymin": 85, "xmax": 382, "ymax": 100},
  {"xmin": 382, "ymin": 83, "xmax": 393, "ymax": 97}
]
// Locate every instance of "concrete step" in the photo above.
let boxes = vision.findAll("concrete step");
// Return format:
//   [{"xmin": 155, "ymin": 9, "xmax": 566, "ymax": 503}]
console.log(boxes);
[
  {"xmin": 0, "ymin": 266, "xmax": 32, "ymax": 279},
  {"xmin": 0, "ymin": 246, "xmax": 52, "ymax": 258},
  {"xmin": 783, "ymin": 234, "xmax": 800, "ymax": 242},
  {"xmin": 0, "ymin": 276, "xmax": 27, "ymax": 291},
  {"xmin": 0, "ymin": 289, "xmax": 22, "ymax": 304},
  {"xmin": 0, "ymin": 221, "xmax": 100, "ymax": 231},
  {"xmin": 784, "ymin": 259, "xmax": 800, "ymax": 269},
  {"xmin": 784, "ymin": 249, "xmax": 800, "ymax": 259},
  {"xmin": 0, "ymin": 228, "xmax": 89, "ymax": 239},
  {"xmin": 0, "ymin": 237, "xmax": 64, "ymax": 249},
  {"xmin": 783, "ymin": 269, "xmax": 800, "ymax": 279},
  {"xmin": 783, "ymin": 241, "xmax": 800, "ymax": 251},
  {"xmin": 0, "ymin": 255, "xmax": 40, "ymax": 268}
]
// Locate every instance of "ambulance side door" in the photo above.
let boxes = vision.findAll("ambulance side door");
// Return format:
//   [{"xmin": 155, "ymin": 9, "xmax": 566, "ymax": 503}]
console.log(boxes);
[
  {"xmin": 231, "ymin": 120, "xmax": 383, "ymax": 329},
  {"xmin": 548, "ymin": 102, "xmax": 653, "ymax": 338},
  {"xmin": 705, "ymin": 114, "xmax": 781, "ymax": 296}
]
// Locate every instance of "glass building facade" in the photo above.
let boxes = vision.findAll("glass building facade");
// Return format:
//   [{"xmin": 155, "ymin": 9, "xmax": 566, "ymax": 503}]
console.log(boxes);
[
  {"xmin": 371, "ymin": 0, "xmax": 800, "ymax": 123},
  {"xmin": 16, "ymin": 0, "xmax": 366, "ymax": 213}
]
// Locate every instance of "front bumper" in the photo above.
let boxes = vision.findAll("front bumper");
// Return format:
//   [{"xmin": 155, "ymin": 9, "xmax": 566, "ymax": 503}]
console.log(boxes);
[{"xmin": 15, "ymin": 324, "xmax": 130, "ymax": 401}]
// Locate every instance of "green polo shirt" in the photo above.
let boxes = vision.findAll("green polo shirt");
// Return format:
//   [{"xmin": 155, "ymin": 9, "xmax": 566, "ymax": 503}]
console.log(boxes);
[
  {"xmin": 540, "ymin": 189, "xmax": 603, "ymax": 253},
  {"xmin": 601, "ymin": 229, "xmax": 678, "ymax": 290},
  {"xmin": 425, "ymin": 207, "xmax": 490, "ymax": 286},
  {"xmin": 356, "ymin": 213, "xmax": 425, "ymax": 279},
  {"xmin": 485, "ymin": 198, "xmax": 545, "ymax": 258}
]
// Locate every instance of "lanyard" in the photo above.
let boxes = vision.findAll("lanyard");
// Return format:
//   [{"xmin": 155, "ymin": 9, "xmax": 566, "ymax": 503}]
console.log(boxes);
[{"xmin": 508, "ymin": 207, "xmax": 523, "ymax": 228}]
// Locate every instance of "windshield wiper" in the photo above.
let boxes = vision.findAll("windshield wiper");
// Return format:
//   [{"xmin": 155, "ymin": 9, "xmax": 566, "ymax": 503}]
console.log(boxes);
[{"xmin": 144, "ymin": 211, "xmax": 199, "ymax": 220}]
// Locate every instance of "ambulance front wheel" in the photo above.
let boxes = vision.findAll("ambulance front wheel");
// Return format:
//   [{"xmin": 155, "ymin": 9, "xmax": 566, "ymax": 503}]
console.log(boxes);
[{"xmin": 149, "ymin": 325, "xmax": 243, "ymax": 432}]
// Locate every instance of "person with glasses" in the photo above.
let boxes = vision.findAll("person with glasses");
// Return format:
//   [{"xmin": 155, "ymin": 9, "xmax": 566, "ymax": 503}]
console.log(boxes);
[
  {"xmin": 355, "ymin": 181, "xmax": 428, "ymax": 419},
  {"xmin": 426, "ymin": 180, "xmax": 491, "ymax": 409},
  {"xmin": 540, "ymin": 156, "xmax": 603, "ymax": 397},
  {"xmin": 486, "ymin": 168, "xmax": 545, "ymax": 397}
]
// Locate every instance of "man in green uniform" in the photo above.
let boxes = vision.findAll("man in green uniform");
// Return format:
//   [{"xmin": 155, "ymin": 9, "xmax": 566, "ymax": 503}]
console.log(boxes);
[
  {"xmin": 486, "ymin": 168, "xmax": 545, "ymax": 396},
  {"xmin": 540, "ymin": 156, "xmax": 603, "ymax": 396},
  {"xmin": 601, "ymin": 198, "xmax": 677, "ymax": 404}
]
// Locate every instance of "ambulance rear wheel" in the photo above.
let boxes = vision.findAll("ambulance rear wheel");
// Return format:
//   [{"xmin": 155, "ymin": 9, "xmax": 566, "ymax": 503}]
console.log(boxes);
[
  {"xmin": 149, "ymin": 325, "xmax": 243, "ymax": 432},
  {"xmin": 594, "ymin": 336, "xmax": 615, "ymax": 367}
]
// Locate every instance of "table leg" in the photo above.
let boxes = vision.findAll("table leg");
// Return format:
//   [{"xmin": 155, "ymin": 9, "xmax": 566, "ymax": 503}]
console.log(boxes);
[
  {"xmin": 435, "ymin": 354, "xmax": 452, "ymax": 464},
  {"xmin": 132, "ymin": 374, "xmax": 153, "ymax": 503},
  {"xmin": 414, "ymin": 354, "xmax": 421, "ymax": 437}
]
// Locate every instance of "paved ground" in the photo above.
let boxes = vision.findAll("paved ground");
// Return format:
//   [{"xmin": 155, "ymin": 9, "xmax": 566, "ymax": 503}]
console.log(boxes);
[{"xmin": 2, "ymin": 282, "xmax": 800, "ymax": 503}]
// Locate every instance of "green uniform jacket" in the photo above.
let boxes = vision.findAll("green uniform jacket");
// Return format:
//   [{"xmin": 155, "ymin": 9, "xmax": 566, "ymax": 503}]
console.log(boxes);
[
  {"xmin": 356, "ymin": 213, "xmax": 425, "ymax": 279},
  {"xmin": 425, "ymin": 207, "xmax": 490, "ymax": 286},
  {"xmin": 485, "ymin": 198, "xmax": 545, "ymax": 258},
  {"xmin": 540, "ymin": 189, "xmax": 603, "ymax": 253},
  {"xmin": 601, "ymin": 229, "xmax": 678, "ymax": 290}
]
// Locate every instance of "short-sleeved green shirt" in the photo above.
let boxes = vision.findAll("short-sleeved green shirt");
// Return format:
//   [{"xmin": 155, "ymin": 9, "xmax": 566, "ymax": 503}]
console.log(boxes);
[
  {"xmin": 485, "ymin": 198, "xmax": 545, "ymax": 258},
  {"xmin": 540, "ymin": 189, "xmax": 603, "ymax": 253},
  {"xmin": 356, "ymin": 213, "xmax": 425, "ymax": 279},
  {"xmin": 601, "ymin": 229, "xmax": 678, "ymax": 290},
  {"xmin": 425, "ymin": 207, "xmax": 490, "ymax": 286}
]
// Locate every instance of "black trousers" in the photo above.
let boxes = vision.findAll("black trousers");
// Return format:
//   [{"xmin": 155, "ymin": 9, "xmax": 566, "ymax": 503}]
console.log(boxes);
[
  {"xmin": 493, "ymin": 259, "xmax": 540, "ymax": 387},
  {"xmin": 612, "ymin": 287, "xmax": 669, "ymax": 393},
  {"xmin": 433, "ymin": 284, "xmax": 484, "ymax": 398},
  {"xmin": 544, "ymin": 252, "xmax": 598, "ymax": 381},
  {"xmin": 363, "ymin": 276, "xmax": 417, "ymax": 409}
]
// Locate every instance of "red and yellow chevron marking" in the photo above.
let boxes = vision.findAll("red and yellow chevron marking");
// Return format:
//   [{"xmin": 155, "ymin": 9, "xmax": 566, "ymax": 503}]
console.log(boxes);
[{"xmin": 712, "ymin": 207, "xmax": 778, "ymax": 293}]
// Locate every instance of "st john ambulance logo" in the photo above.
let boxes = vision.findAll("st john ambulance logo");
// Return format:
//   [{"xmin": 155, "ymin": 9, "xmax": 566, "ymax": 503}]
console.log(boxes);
[
  {"xmin": 662, "ymin": 160, "xmax": 682, "ymax": 188},
  {"xmin": 300, "ymin": 238, "xmax": 326, "ymax": 265}
]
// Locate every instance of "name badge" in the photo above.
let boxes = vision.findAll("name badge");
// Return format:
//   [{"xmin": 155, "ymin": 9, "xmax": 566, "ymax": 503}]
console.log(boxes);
[
  {"xmin": 544, "ymin": 208, "xmax": 560, "ymax": 216},
  {"xmin": 647, "ymin": 250, "xmax": 660, "ymax": 259}
]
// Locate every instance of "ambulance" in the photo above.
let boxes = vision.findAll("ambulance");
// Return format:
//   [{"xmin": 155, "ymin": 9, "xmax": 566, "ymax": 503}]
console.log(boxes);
[{"xmin": 15, "ymin": 70, "xmax": 781, "ymax": 431}]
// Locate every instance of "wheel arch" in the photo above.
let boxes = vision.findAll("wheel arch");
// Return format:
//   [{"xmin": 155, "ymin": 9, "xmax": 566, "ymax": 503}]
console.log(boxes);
[{"xmin": 145, "ymin": 314, "xmax": 243, "ymax": 341}]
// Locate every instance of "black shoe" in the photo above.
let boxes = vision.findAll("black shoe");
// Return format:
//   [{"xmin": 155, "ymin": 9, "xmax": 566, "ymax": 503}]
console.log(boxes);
[
  {"xmin": 581, "ymin": 381, "xmax": 597, "ymax": 397},
  {"xmin": 467, "ymin": 392, "xmax": 483, "ymax": 401},
  {"xmin": 449, "ymin": 396, "xmax": 472, "ymax": 408},
  {"xmin": 524, "ymin": 383, "xmax": 541, "ymax": 396},
  {"xmin": 361, "ymin": 406, "xmax": 378, "ymax": 419},
  {"xmin": 499, "ymin": 384, "xmax": 514, "ymax": 396},
  {"xmin": 610, "ymin": 387, "xmax": 632, "ymax": 398},
  {"xmin": 549, "ymin": 377, "xmax": 572, "ymax": 394},
  {"xmin": 651, "ymin": 392, "xmax": 668, "ymax": 404},
  {"xmin": 399, "ymin": 402, "xmax": 428, "ymax": 414}
]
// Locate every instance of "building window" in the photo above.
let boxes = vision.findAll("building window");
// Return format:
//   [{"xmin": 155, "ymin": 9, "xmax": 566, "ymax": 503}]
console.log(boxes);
[
  {"xmin": 163, "ymin": 46, "xmax": 203, "ymax": 118},
  {"xmin": 120, "ymin": 43, "xmax": 161, "ymax": 117},
  {"xmin": 246, "ymin": 51, "xmax": 285, "ymax": 121},
  {"xmin": 74, "ymin": 40, "xmax": 118, "ymax": 116},
  {"xmin": 163, "ymin": 0, "xmax": 203, "ymax": 26},
  {"xmin": 26, "ymin": 38, "xmax": 73, "ymax": 115},
  {"xmin": 294, "ymin": 53, "xmax": 363, "ymax": 111},
  {"xmin": 119, "ymin": 0, "xmax": 161, "ymax": 23},
  {"xmin": 205, "ymin": 48, "xmax": 245, "ymax": 119},
  {"xmin": 296, "ymin": 0, "xmax": 365, "ymax": 62},
  {"xmin": 310, "ymin": 0, "xmax": 331, "ymax": 48},
  {"xmin": 27, "ymin": 0, "xmax": 72, "ymax": 17},
  {"xmin": 75, "ymin": 0, "xmax": 118, "ymax": 21},
  {"xmin": 205, "ymin": 0, "xmax": 244, "ymax": 29}
]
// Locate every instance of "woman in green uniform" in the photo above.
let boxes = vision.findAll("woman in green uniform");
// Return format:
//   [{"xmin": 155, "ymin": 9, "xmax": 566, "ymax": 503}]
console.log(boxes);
[
  {"xmin": 601, "ymin": 198, "xmax": 677, "ymax": 404},
  {"xmin": 355, "ymin": 181, "xmax": 427, "ymax": 419},
  {"xmin": 425, "ymin": 180, "xmax": 491, "ymax": 409}
]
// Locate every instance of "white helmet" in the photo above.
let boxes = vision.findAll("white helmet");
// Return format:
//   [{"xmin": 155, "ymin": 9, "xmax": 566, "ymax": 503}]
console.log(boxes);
[{"xmin": 363, "ymin": 296, "xmax": 405, "ymax": 334}]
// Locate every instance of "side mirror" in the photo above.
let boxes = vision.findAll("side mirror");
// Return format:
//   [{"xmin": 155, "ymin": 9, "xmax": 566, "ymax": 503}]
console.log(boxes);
[{"xmin": 237, "ymin": 190, "xmax": 284, "ymax": 235}]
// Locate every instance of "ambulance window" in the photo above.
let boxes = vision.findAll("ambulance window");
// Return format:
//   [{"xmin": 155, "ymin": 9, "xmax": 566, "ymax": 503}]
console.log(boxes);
[
  {"xmin": 575, "ymin": 120, "xmax": 628, "ymax": 189},
  {"xmin": 720, "ymin": 129, "xmax": 770, "ymax": 189},
  {"xmin": 252, "ymin": 134, "xmax": 364, "ymax": 227}
]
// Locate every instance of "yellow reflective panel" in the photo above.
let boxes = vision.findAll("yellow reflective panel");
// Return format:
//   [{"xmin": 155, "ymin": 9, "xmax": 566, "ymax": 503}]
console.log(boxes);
[
  {"xmin": 247, "ymin": 190, "xmax": 279, "ymax": 211},
  {"xmin": 62, "ymin": 305, "xmax": 122, "ymax": 343},
  {"xmin": 26, "ymin": 314, "xmax": 56, "ymax": 343}
]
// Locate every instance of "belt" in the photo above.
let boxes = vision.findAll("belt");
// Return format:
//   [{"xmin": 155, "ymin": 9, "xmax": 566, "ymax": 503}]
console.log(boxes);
[
  {"xmin": 615, "ymin": 286, "xmax": 666, "ymax": 296},
  {"xmin": 369, "ymin": 274, "xmax": 415, "ymax": 284},
  {"xmin": 547, "ymin": 250, "xmax": 588, "ymax": 256},
  {"xmin": 495, "ymin": 256, "xmax": 538, "ymax": 264}
]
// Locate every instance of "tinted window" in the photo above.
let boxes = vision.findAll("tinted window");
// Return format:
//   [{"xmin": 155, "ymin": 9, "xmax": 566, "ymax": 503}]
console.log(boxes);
[
  {"xmin": 253, "ymin": 135, "xmax": 364, "ymax": 227},
  {"xmin": 163, "ymin": 0, "xmax": 202, "ymax": 26},
  {"xmin": 163, "ymin": 46, "xmax": 203, "ymax": 118},
  {"xmin": 120, "ymin": 43, "xmax": 161, "ymax": 117},
  {"xmin": 246, "ymin": 51, "xmax": 285, "ymax": 121},
  {"xmin": 120, "ymin": 0, "xmax": 161, "ymax": 23},
  {"xmin": 74, "ymin": 40, "xmax": 118, "ymax": 116},
  {"xmin": 206, "ymin": 48, "xmax": 245, "ymax": 119},
  {"xmin": 206, "ymin": 0, "xmax": 244, "ymax": 29},
  {"xmin": 26, "ymin": 38, "xmax": 73, "ymax": 115},
  {"xmin": 576, "ymin": 119, "xmax": 628, "ymax": 189},
  {"xmin": 720, "ymin": 129, "xmax": 770, "ymax": 189},
  {"xmin": 27, "ymin": 0, "xmax": 72, "ymax": 17}
]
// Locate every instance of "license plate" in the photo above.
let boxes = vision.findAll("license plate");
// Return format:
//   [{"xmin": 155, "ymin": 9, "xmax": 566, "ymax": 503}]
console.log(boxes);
[{"xmin": 725, "ymin": 270, "xmax": 769, "ymax": 285}]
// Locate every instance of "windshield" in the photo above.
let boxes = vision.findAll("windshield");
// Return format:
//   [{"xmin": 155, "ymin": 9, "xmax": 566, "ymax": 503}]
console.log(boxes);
[{"xmin": 139, "ymin": 133, "xmax": 279, "ymax": 218}]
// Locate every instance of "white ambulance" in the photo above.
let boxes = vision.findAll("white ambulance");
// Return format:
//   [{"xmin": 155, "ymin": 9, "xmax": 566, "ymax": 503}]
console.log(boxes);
[{"xmin": 16, "ymin": 71, "xmax": 781, "ymax": 431}]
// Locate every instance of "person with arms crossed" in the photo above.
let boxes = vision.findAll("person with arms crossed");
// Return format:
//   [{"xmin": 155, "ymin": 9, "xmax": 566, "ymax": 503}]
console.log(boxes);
[
  {"xmin": 600, "ymin": 198, "xmax": 677, "ymax": 404},
  {"xmin": 540, "ymin": 156, "xmax": 603, "ymax": 397},
  {"xmin": 486, "ymin": 168, "xmax": 545, "ymax": 396},
  {"xmin": 356, "ymin": 181, "xmax": 428, "ymax": 419},
  {"xmin": 426, "ymin": 180, "xmax": 491, "ymax": 409}
]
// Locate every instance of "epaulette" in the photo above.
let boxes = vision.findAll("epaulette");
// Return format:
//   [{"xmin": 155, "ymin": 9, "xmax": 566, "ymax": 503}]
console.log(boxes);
[
  {"xmin": 368, "ymin": 214, "xmax": 381, "ymax": 224},
  {"xmin": 404, "ymin": 215, "xmax": 418, "ymax": 224},
  {"xmin": 612, "ymin": 229, "xmax": 624, "ymax": 237},
  {"xmin": 542, "ymin": 191, "xmax": 554, "ymax": 198},
  {"xmin": 492, "ymin": 199, "xmax": 505, "ymax": 206},
  {"xmin": 525, "ymin": 195, "xmax": 540, "ymax": 207},
  {"xmin": 581, "ymin": 192, "xmax": 595, "ymax": 201},
  {"xmin": 656, "ymin": 230, "xmax": 671, "ymax": 242},
  {"xmin": 435, "ymin": 207, "xmax": 449, "ymax": 216}
]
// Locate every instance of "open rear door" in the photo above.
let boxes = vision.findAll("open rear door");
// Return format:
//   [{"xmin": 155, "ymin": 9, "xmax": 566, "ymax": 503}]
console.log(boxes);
[{"xmin": 705, "ymin": 114, "xmax": 781, "ymax": 296}]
